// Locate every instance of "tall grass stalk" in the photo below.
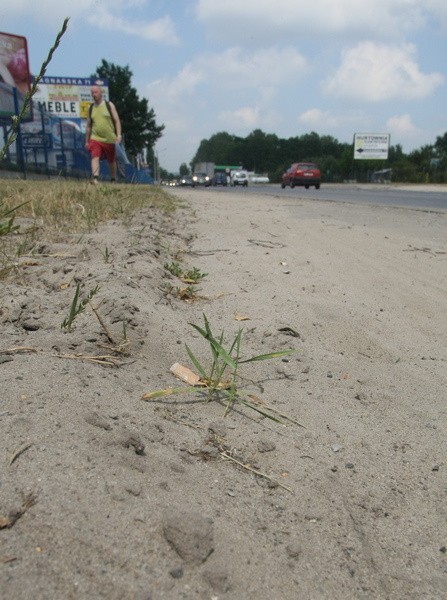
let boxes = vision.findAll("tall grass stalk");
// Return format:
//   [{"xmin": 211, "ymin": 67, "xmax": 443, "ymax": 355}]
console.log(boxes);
[{"xmin": 0, "ymin": 18, "xmax": 70, "ymax": 162}]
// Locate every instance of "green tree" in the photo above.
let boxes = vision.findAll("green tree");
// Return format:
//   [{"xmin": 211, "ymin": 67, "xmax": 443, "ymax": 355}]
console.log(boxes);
[
  {"xmin": 191, "ymin": 132, "xmax": 242, "ymax": 168},
  {"xmin": 92, "ymin": 60, "xmax": 164, "ymax": 161},
  {"xmin": 244, "ymin": 129, "xmax": 279, "ymax": 172},
  {"xmin": 179, "ymin": 162, "xmax": 189, "ymax": 176},
  {"xmin": 189, "ymin": 128, "xmax": 447, "ymax": 183},
  {"xmin": 434, "ymin": 132, "xmax": 447, "ymax": 157}
]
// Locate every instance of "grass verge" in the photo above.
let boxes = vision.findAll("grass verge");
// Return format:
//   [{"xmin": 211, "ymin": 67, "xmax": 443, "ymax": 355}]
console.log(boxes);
[{"xmin": 0, "ymin": 179, "xmax": 176, "ymax": 279}]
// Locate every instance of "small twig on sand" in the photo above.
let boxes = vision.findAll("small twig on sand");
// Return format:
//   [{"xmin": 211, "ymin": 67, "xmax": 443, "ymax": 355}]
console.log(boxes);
[
  {"xmin": 403, "ymin": 246, "xmax": 436, "ymax": 255},
  {"xmin": 53, "ymin": 353, "xmax": 122, "ymax": 367},
  {"xmin": 220, "ymin": 451, "xmax": 293, "ymax": 493},
  {"xmin": 0, "ymin": 347, "xmax": 39, "ymax": 354},
  {"xmin": 0, "ymin": 491, "xmax": 37, "ymax": 529},
  {"xmin": 9, "ymin": 443, "xmax": 33, "ymax": 467},
  {"xmin": 89, "ymin": 301, "xmax": 117, "ymax": 346}
]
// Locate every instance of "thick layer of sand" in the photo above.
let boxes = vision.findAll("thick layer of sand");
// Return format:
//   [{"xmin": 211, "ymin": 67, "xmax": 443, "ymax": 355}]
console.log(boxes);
[{"xmin": 1, "ymin": 185, "xmax": 446, "ymax": 599}]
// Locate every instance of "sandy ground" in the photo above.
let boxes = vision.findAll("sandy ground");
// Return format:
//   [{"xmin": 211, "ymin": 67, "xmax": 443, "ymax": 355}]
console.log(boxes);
[{"xmin": 1, "ymin": 185, "xmax": 446, "ymax": 599}]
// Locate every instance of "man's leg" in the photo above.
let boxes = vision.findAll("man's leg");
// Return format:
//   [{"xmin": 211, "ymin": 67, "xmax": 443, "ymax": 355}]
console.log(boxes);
[
  {"xmin": 91, "ymin": 156, "xmax": 100, "ymax": 182},
  {"xmin": 109, "ymin": 160, "xmax": 117, "ymax": 182}
]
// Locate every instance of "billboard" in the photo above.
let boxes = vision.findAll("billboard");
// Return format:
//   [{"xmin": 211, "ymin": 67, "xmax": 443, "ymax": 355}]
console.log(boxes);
[
  {"xmin": 0, "ymin": 31, "xmax": 31, "ymax": 120},
  {"xmin": 13, "ymin": 76, "xmax": 111, "ymax": 155},
  {"xmin": 354, "ymin": 133, "xmax": 390, "ymax": 160},
  {"xmin": 32, "ymin": 76, "xmax": 110, "ymax": 133}
]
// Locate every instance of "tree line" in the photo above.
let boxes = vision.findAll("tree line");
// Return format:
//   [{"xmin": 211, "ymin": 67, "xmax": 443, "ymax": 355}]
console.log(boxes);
[{"xmin": 190, "ymin": 129, "xmax": 447, "ymax": 184}]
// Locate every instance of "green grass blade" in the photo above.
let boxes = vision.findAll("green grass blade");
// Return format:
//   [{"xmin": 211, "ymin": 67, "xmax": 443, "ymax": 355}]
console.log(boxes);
[
  {"xmin": 1, "ymin": 201, "xmax": 30, "ymax": 220},
  {"xmin": 61, "ymin": 282, "xmax": 81, "ymax": 330},
  {"xmin": 203, "ymin": 313, "xmax": 215, "ymax": 338},
  {"xmin": 209, "ymin": 337, "xmax": 237, "ymax": 369},
  {"xmin": 229, "ymin": 328, "xmax": 242, "ymax": 356},
  {"xmin": 228, "ymin": 394, "xmax": 284, "ymax": 423},
  {"xmin": 239, "ymin": 349, "xmax": 297, "ymax": 363},
  {"xmin": 185, "ymin": 344, "xmax": 208, "ymax": 379},
  {"xmin": 189, "ymin": 321, "xmax": 219, "ymax": 363},
  {"xmin": 189, "ymin": 319, "xmax": 236, "ymax": 369},
  {"xmin": 189, "ymin": 322, "xmax": 208, "ymax": 338}
]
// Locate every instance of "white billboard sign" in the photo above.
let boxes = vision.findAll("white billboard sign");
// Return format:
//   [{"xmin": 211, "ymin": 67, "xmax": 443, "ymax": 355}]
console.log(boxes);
[
  {"xmin": 354, "ymin": 133, "xmax": 390, "ymax": 160},
  {"xmin": 32, "ymin": 76, "xmax": 109, "ymax": 121}
]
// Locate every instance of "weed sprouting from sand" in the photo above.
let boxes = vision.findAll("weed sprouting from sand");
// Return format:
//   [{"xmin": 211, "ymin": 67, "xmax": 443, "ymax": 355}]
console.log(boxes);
[
  {"xmin": 60, "ymin": 283, "xmax": 130, "ymax": 355},
  {"xmin": 164, "ymin": 261, "xmax": 207, "ymax": 282},
  {"xmin": 61, "ymin": 283, "xmax": 100, "ymax": 332},
  {"xmin": 177, "ymin": 285, "xmax": 200, "ymax": 300},
  {"xmin": 164, "ymin": 261, "xmax": 183, "ymax": 277},
  {"xmin": 102, "ymin": 245, "xmax": 111, "ymax": 263},
  {"xmin": 159, "ymin": 282, "xmax": 202, "ymax": 302},
  {"xmin": 142, "ymin": 314, "xmax": 304, "ymax": 426},
  {"xmin": 183, "ymin": 266, "xmax": 207, "ymax": 282},
  {"xmin": 161, "ymin": 260, "xmax": 207, "ymax": 302}
]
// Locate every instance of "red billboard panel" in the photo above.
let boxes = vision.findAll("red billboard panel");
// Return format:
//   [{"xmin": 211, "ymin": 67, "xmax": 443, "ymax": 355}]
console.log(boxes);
[{"xmin": 0, "ymin": 31, "xmax": 31, "ymax": 120}]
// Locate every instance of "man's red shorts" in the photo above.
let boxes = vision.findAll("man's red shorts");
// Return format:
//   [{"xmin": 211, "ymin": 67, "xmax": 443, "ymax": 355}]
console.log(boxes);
[{"xmin": 89, "ymin": 140, "xmax": 116, "ymax": 163}]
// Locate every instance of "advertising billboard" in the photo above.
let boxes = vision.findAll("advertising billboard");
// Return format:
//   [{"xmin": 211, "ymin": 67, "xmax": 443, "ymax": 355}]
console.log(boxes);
[
  {"xmin": 32, "ymin": 76, "xmax": 109, "ymax": 129},
  {"xmin": 0, "ymin": 31, "xmax": 31, "ymax": 120},
  {"xmin": 354, "ymin": 133, "xmax": 390, "ymax": 160}
]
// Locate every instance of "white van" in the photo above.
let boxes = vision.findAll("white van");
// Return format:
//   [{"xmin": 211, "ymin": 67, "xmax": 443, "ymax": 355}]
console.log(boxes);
[{"xmin": 230, "ymin": 170, "xmax": 249, "ymax": 187}]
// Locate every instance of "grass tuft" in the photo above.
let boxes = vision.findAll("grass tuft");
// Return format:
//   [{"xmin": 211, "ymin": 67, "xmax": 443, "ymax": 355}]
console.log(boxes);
[{"xmin": 142, "ymin": 314, "xmax": 304, "ymax": 426}]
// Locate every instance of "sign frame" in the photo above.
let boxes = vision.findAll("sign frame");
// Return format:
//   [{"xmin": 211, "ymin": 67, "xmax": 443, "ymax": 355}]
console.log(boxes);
[{"xmin": 353, "ymin": 133, "xmax": 390, "ymax": 160}]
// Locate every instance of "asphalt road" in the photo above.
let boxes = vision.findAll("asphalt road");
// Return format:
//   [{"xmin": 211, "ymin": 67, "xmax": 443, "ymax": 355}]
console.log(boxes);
[{"xmin": 205, "ymin": 183, "xmax": 447, "ymax": 212}]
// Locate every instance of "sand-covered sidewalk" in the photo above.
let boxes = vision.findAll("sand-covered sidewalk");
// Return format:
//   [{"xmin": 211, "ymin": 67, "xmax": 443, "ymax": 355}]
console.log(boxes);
[{"xmin": 1, "ymin": 185, "xmax": 446, "ymax": 599}]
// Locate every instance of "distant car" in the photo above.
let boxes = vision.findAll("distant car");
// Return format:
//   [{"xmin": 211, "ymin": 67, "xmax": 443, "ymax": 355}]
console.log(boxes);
[
  {"xmin": 179, "ymin": 175, "xmax": 194, "ymax": 186},
  {"xmin": 250, "ymin": 175, "xmax": 270, "ymax": 183},
  {"xmin": 192, "ymin": 173, "xmax": 212, "ymax": 187},
  {"xmin": 212, "ymin": 172, "xmax": 228, "ymax": 186},
  {"xmin": 230, "ymin": 170, "xmax": 249, "ymax": 187},
  {"xmin": 281, "ymin": 162, "xmax": 321, "ymax": 189}
]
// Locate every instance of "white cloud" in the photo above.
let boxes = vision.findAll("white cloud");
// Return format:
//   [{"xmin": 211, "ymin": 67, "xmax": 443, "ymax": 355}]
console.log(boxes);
[
  {"xmin": 298, "ymin": 109, "xmax": 341, "ymax": 129},
  {"xmin": 385, "ymin": 114, "xmax": 429, "ymax": 150},
  {"xmin": 2, "ymin": 1, "xmax": 180, "ymax": 44},
  {"xmin": 146, "ymin": 46, "xmax": 307, "ymax": 110},
  {"xmin": 86, "ymin": 6, "xmax": 180, "ymax": 44},
  {"xmin": 220, "ymin": 106, "xmax": 260, "ymax": 128},
  {"xmin": 323, "ymin": 42, "xmax": 444, "ymax": 101},
  {"xmin": 196, "ymin": 47, "xmax": 308, "ymax": 88},
  {"xmin": 145, "ymin": 44, "xmax": 305, "ymax": 164},
  {"xmin": 219, "ymin": 106, "xmax": 281, "ymax": 130},
  {"xmin": 425, "ymin": 0, "xmax": 447, "ymax": 29},
  {"xmin": 298, "ymin": 108, "xmax": 368, "ymax": 134},
  {"xmin": 2, "ymin": 0, "xmax": 99, "ymax": 26},
  {"xmin": 196, "ymin": 0, "xmax": 431, "ymax": 44},
  {"xmin": 150, "ymin": 64, "xmax": 205, "ymax": 102},
  {"xmin": 386, "ymin": 114, "xmax": 420, "ymax": 135}
]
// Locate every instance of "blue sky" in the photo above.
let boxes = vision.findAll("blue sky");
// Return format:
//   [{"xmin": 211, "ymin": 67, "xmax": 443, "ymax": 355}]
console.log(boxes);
[{"xmin": 2, "ymin": 0, "xmax": 447, "ymax": 172}]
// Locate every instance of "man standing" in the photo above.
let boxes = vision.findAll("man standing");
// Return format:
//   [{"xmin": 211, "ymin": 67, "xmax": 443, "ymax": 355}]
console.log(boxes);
[{"xmin": 84, "ymin": 84, "xmax": 122, "ymax": 184}]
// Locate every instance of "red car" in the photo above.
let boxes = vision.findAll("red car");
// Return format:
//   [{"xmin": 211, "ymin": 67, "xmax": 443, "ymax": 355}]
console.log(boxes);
[{"xmin": 281, "ymin": 162, "xmax": 321, "ymax": 189}]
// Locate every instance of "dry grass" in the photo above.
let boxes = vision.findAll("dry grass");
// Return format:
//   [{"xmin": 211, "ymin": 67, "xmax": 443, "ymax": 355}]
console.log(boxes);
[{"xmin": 0, "ymin": 178, "xmax": 175, "ymax": 278}]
